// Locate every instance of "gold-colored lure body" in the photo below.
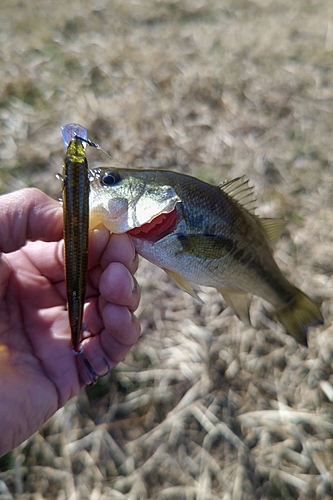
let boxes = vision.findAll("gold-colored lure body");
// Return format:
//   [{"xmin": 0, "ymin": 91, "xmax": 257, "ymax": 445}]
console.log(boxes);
[{"xmin": 61, "ymin": 123, "xmax": 90, "ymax": 349}]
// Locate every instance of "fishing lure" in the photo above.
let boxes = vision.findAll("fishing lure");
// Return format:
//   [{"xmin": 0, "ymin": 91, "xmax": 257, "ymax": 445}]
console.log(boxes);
[{"xmin": 61, "ymin": 123, "xmax": 90, "ymax": 350}]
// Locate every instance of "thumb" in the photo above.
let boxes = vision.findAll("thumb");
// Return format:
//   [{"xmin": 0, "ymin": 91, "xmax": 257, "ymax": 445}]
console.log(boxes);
[{"xmin": 0, "ymin": 188, "xmax": 63, "ymax": 253}]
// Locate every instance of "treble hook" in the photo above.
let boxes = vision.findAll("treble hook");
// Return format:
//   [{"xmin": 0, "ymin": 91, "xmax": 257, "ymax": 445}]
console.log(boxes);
[{"xmin": 74, "ymin": 343, "xmax": 111, "ymax": 386}]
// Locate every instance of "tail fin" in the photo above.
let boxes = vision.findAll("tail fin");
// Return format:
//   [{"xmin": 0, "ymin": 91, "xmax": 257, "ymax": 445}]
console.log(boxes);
[{"xmin": 275, "ymin": 289, "xmax": 323, "ymax": 346}]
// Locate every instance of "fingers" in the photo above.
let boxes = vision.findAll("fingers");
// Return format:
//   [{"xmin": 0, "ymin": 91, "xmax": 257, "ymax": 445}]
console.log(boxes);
[
  {"xmin": 99, "ymin": 262, "xmax": 140, "ymax": 312},
  {"xmin": 101, "ymin": 304, "xmax": 140, "ymax": 346},
  {"xmin": 87, "ymin": 232, "xmax": 139, "ymax": 297},
  {"xmin": 77, "ymin": 254, "xmax": 141, "ymax": 380},
  {"xmin": 76, "ymin": 304, "xmax": 141, "ymax": 381},
  {"xmin": 0, "ymin": 188, "xmax": 63, "ymax": 253},
  {"xmin": 83, "ymin": 258, "xmax": 141, "ymax": 333},
  {"xmin": 0, "ymin": 188, "xmax": 138, "ymax": 278},
  {"xmin": 100, "ymin": 233, "xmax": 137, "ymax": 273}
]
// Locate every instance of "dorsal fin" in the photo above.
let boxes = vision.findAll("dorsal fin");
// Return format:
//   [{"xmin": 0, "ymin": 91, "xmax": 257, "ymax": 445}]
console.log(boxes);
[
  {"xmin": 259, "ymin": 218, "xmax": 286, "ymax": 247},
  {"xmin": 219, "ymin": 177, "xmax": 256, "ymax": 214}
]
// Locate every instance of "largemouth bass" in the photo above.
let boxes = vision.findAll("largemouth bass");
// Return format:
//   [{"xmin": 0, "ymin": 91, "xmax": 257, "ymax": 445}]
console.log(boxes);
[
  {"xmin": 89, "ymin": 167, "xmax": 323, "ymax": 345},
  {"xmin": 61, "ymin": 123, "xmax": 90, "ymax": 349}
]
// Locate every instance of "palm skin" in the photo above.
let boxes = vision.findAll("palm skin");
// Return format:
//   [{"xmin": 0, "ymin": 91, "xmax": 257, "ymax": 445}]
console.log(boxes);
[{"xmin": 0, "ymin": 188, "xmax": 141, "ymax": 456}]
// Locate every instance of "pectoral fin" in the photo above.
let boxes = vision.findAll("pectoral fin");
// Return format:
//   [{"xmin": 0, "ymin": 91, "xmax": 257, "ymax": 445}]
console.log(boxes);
[
  {"xmin": 177, "ymin": 234, "xmax": 228, "ymax": 259},
  {"xmin": 218, "ymin": 290, "xmax": 251, "ymax": 326},
  {"xmin": 166, "ymin": 269, "xmax": 204, "ymax": 303}
]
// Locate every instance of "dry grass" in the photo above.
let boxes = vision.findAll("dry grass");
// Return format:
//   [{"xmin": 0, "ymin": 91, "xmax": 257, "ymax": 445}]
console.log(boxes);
[{"xmin": 1, "ymin": 0, "xmax": 333, "ymax": 498}]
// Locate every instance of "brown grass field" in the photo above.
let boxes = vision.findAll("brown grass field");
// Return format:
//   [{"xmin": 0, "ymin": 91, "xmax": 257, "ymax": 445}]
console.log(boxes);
[{"xmin": 1, "ymin": 0, "xmax": 333, "ymax": 498}]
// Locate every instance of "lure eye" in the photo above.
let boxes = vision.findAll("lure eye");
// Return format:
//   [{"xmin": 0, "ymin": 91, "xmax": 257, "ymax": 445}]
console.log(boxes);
[{"xmin": 101, "ymin": 170, "xmax": 121, "ymax": 186}]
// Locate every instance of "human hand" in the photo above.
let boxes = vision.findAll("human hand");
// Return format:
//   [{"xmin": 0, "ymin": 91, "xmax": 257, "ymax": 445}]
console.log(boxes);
[{"xmin": 0, "ymin": 188, "xmax": 140, "ymax": 456}]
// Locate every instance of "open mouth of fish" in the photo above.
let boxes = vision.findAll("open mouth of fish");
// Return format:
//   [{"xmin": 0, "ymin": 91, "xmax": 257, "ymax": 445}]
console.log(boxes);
[{"xmin": 127, "ymin": 208, "xmax": 178, "ymax": 239}]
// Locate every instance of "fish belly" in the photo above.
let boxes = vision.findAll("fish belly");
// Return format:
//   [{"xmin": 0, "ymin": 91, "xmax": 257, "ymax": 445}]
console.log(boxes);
[
  {"xmin": 133, "ymin": 234, "xmax": 258, "ymax": 293},
  {"xmin": 132, "ymin": 231, "xmax": 296, "ymax": 309}
]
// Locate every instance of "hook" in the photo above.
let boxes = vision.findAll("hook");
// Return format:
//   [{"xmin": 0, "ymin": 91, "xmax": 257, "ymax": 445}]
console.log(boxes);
[{"xmin": 73, "ymin": 343, "xmax": 111, "ymax": 386}]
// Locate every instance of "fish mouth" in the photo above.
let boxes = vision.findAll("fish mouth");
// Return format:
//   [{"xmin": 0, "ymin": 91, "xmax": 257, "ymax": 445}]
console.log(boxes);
[{"xmin": 128, "ymin": 208, "xmax": 178, "ymax": 239}]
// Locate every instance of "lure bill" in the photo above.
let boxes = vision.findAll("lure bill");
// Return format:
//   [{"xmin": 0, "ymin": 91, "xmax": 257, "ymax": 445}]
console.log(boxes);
[{"xmin": 61, "ymin": 123, "xmax": 90, "ymax": 349}]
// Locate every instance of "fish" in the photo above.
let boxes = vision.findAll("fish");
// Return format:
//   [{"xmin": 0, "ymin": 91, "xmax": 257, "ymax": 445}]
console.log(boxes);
[
  {"xmin": 61, "ymin": 123, "xmax": 90, "ymax": 349},
  {"xmin": 89, "ymin": 167, "xmax": 323, "ymax": 346}
]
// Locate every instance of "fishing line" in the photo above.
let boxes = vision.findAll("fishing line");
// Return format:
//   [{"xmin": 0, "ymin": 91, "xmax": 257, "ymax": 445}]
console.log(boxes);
[{"xmin": 76, "ymin": 135, "xmax": 128, "ymax": 168}]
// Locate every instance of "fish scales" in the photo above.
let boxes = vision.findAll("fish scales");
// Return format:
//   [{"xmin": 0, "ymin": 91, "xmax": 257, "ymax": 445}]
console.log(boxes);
[{"xmin": 89, "ymin": 167, "xmax": 323, "ymax": 345}]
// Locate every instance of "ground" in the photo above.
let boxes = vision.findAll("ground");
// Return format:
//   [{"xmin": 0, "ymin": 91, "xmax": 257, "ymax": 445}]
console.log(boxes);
[{"xmin": 1, "ymin": 0, "xmax": 333, "ymax": 498}]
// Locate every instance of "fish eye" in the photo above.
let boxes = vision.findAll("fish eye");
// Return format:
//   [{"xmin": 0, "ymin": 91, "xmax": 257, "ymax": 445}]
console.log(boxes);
[{"xmin": 101, "ymin": 170, "xmax": 121, "ymax": 186}]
